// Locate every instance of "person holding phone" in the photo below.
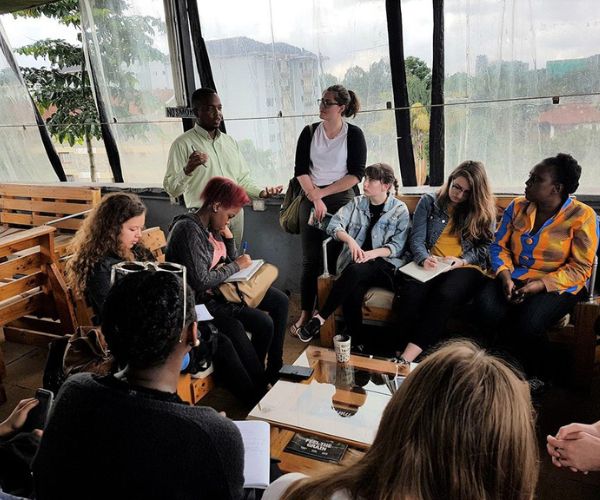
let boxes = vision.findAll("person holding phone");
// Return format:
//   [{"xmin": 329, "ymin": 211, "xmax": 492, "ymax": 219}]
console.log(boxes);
[
  {"xmin": 33, "ymin": 271, "xmax": 245, "ymax": 500},
  {"xmin": 393, "ymin": 161, "xmax": 496, "ymax": 364},
  {"xmin": 290, "ymin": 84, "xmax": 367, "ymax": 337},
  {"xmin": 167, "ymin": 177, "xmax": 288, "ymax": 389},
  {"xmin": 298, "ymin": 163, "xmax": 409, "ymax": 347},
  {"xmin": 0, "ymin": 398, "xmax": 44, "ymax": 497},
  {"xmin": 473, "ymin": 153, "xmax": 598, "ymax": 387}
]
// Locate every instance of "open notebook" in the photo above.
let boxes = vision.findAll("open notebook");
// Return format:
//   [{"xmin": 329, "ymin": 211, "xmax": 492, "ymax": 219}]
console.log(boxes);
[
  {"xmin": 233, "ymin": 420, "xmax": 270, "ymax": 489},
  {"xmin": 224, "ymin": 259, "xmax": 264, "ymax": 282},
  {"xmin": 398, "ymin": 260, "xmax": 453, "ymax": 283}
]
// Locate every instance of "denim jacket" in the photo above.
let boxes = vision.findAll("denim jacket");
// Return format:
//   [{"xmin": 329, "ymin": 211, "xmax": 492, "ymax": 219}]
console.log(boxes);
[
  {"xmin": 327, "ymin": 194, "xmax": 410, "ymax": 273},
  {"xmin": 410, "ymin": 192, "xmax": 493, "ymax": 269}
]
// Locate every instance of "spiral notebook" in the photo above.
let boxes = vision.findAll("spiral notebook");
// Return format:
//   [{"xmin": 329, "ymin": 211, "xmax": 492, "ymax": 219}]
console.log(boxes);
[{"xmin": 398, "ymin": 260, "xmax": 452, "ymax": 283}]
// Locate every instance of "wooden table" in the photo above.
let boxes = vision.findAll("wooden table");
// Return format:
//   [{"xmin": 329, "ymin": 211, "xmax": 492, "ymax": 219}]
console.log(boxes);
[{"xmin": 249, "ymin": 346, "xmax": 409, "ymax": 475}]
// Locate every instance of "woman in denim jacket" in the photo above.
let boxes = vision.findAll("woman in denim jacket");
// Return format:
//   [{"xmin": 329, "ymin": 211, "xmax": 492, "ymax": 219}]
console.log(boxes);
[
  {"xmin": 394, "ymin": 160, "xmax": 496, "ymax": 364},
  {"xmin": 298, "ymin": 163, "xmax": 410, "ymax": 346}
]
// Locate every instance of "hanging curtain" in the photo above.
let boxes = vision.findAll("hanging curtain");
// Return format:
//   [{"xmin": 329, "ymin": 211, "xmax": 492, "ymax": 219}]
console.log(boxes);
[
  {"xmin": 0, "ymin": 21, "xmax": 59, "ymax": 182},
  {"xmin": 80, "ymin": 0, "xmax": 184, "ymax": 183}
]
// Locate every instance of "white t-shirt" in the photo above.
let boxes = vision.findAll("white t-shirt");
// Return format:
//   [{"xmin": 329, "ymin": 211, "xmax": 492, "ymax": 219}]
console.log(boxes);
[
  {"xmin": 263, "ymin": 473, "xmax": 352, "ymax": 500},
  {"xmin": 309, "ymin": 121, "xmax": 349, "ymax": 186}
]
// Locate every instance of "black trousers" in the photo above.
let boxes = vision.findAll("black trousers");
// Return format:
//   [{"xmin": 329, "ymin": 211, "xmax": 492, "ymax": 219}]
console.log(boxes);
[
  {"xmin": 473, "ymin": 277, "xmax": 585, "ymax": 375},
  {"xmin": 320, "ymin": 259, "xmax": 395, "ymax": 344},
  {"xmin": 210, "ymin": 287, "xmax": 289, "ymax": 403},
  {"xmin": 299, "ymin": 189, "xmax": 355, "ymax": 311},
  {"xmin": 394, "ymin": 267, "xmax": 487, "ymax": 352}
]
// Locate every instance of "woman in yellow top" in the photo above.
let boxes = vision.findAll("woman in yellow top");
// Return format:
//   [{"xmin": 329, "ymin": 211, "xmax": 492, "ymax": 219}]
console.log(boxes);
[
  {"xmin": 393, "ymin": 161, "xmax": 496, "ymax": 364},
  {"xmin": 474, "ymin": 153, "xmax": 598, "ymax": 384}
]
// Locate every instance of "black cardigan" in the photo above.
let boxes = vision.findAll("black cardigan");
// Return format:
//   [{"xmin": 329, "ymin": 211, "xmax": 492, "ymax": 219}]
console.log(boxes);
[{"xmin": 293, "ymin": 121, "xmax": 366, "ymax": 183}]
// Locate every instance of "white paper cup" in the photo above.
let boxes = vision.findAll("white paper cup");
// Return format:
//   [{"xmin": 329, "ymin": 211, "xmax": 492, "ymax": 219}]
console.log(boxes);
[{"xmin": 333, "ymin": 334, "xmax": 351, "ymax": 363}]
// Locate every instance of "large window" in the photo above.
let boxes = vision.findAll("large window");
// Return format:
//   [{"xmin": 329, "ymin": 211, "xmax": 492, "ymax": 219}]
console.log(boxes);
[
  {"xmin": 0, "ymin": 21, "xmax": 57, "ymax": 182},
  {"xmin": 445, "ymin": 0, "xmax": 600, "ymax": 192},
  {"xmin": 81, "ymin": 0, "xmax": 183, "ymax": 183},
  {"xmin": 198, "ymin": 0, "xmax": 399, "ymax": 187}
]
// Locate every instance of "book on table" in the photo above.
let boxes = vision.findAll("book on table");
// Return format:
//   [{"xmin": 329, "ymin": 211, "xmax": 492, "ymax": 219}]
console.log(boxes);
[
  {"xmin": 233, "ymin": 420, "xmax": 271, "ymax": 489},
  {"xmin": 398, "ymin": 260, "xmax": 453, "ymax": 283},
  {"xmin": 284, "ymin": 432, "xmax": 348, "ymax": 463},
  {"xmin": 224, "ymin": 259, "xmax": 264, "ymax": 282}
]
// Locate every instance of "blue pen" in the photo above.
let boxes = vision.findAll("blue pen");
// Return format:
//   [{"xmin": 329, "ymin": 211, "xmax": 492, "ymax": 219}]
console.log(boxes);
[{"xmin": 242, "ymin": 241, "xmax": 248, "ymax": 254}]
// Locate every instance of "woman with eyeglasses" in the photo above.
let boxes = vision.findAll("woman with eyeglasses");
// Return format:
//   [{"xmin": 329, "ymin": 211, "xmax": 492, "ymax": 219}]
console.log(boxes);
[
  {"xmin": 66, "ymin": 192, "xmax": 152, "ymax": 323},
  {"xmin": 473, "ymin": 153, "xmax": 598, "ymax": 387},
  {"xmin": 167, "ymin": 177, "xmax": 289, "ymax": 399},
  {"xmin": 393, "ymin": 161, "xmax": 496, "ymax": 364},
  {"xmin": 33, "ymin": 271, "xmax": 246, "ymax": 500},
  {"xmin": 290, "ymin": 84, "xmax": 367, "ymax": 337}
]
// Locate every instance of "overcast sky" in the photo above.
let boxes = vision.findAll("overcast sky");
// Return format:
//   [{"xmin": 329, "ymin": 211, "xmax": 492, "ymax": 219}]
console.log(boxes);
[{"xmin": 2, "ymin": 0, "xmax": 599, "ymax": 76}]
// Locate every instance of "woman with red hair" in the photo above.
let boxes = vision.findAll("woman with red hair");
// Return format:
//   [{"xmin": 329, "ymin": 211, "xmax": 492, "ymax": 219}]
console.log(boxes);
[{"xmin": 166, "ymin": 177, "xmax": 288, "ymax": 404}]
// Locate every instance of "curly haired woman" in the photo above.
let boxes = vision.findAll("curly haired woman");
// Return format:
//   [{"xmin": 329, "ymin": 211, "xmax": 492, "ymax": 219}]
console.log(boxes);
[{"xmin": 66, "ymin": 192, "xmax": 152, "ymax": 322}]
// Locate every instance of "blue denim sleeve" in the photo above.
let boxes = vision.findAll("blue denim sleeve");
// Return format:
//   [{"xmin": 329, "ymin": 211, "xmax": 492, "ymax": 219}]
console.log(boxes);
[
  {"xmin": 409, "ymin": 195, "xmax": 432, "ymax": 264},
  {"xmin": 326, "ymin": 198, "xmax": 356, "ymax": 239},
  {"xmin": 383, "ymin": 205, "xmax": 411, "ymax": 258}
]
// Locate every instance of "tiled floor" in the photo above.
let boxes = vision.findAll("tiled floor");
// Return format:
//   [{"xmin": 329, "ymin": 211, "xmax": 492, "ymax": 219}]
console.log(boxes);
[{"xmin": 1, "ymin": 294, "xmax": 599, "ymax": 498}]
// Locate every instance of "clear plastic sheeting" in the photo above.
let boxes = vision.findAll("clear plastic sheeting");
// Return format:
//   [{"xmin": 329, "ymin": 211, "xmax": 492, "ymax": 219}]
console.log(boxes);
[
  {"xmin": 198, "ymin": 0, "xmax": 398, "ymax": 188},
  {"xmin": 80, "ymin": 0, "xmax": 183, "ymax": 183},
  {"xmin": 0, "ymin": 21, "xmax": 57, "ymax": 182},
  {"xmin": 445, "ymin": 0, "xmax": 600, "ymax": 192}
]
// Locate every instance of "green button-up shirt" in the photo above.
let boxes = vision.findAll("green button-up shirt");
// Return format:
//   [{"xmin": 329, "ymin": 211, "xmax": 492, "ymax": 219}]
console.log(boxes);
[{"xmin": 163, "ymin": 124, "xmax": 262, "ymax": 208}]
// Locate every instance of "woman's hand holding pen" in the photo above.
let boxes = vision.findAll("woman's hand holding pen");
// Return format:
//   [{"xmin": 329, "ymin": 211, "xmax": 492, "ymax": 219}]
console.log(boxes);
[
  {"xmin": 235, "ymin": 254, "xmax": 252, "ymax": 269},
  {"xmin": 184, "ymin": 149, "xmax": 209, "ymax": 176}
]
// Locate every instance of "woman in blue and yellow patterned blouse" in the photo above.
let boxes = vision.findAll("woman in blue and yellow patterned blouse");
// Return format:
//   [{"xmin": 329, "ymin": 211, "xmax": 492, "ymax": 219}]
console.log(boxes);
[{"xmin": 475, "ymin": 153, "xmax": 598, "ymax": 381}]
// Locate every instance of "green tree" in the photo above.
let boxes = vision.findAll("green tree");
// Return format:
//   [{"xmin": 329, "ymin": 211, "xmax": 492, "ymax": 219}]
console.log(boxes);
[{"xmin": 14, "ymin": 0, "xmax": 165, "ymax": 181}]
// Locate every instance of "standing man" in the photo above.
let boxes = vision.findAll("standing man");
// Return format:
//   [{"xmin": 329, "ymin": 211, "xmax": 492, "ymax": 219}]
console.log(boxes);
[{"xmin": 164, "ymin": 88, "xmax": 282, "ymax": 242}]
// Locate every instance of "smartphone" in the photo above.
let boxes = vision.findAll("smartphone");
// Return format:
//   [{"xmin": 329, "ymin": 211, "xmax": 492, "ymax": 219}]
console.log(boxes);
[
  {"xmin": 22, "ymin": 388, "xmax": 54, "ymax": 432},
  {"xmin": 278, "ymin": 365, "xmax": 314, "ymax": 381}
]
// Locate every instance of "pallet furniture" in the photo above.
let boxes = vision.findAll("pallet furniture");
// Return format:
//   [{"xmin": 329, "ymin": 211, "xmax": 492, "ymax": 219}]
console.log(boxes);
[
  {"xmin": 0, "ymin": 226, "xmax": 79, "ymax": 404},
  {"xmin": 317, "ymin": 194, "xmax": 600, "ymax": 389},
  {"xmin": 0, "ymin": 183, "xmax": 102, "ymax": 261}
]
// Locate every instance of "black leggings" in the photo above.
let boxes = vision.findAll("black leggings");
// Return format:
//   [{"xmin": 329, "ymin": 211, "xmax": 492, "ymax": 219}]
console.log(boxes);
[
  {"xmin": 473, "ymin": 278, "xmax": 585, "ymax": 375},
  {"xmin": 210, "ymin": 287, "xmax": 289, "ymax": 403},
  {"xmin": 299, "ymin": 189, "xmax": 355, "ymax": 312},
  {"xmin": 394, "ymin": 267, "xmax": 487, "ymax": 352},
  {"xmin": 320, "ymin": 259, "xmax": 395, "ymax": 345}
]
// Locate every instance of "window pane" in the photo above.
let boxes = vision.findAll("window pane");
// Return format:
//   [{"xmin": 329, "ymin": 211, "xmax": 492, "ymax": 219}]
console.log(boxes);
[
  {"xmin": 445, "ymin": 0, "xmax": 600, "ymax": 192},
  {"xmin": 81, "ymin": 0, "xmax": 182, "ymax": 183},
  {"xmin": 199, "ymin": 0, "xmax": 399, "ymax": 187},
  {"xmin": 0, "ymin": 21, "xmax": 56, "ymax": 182}
]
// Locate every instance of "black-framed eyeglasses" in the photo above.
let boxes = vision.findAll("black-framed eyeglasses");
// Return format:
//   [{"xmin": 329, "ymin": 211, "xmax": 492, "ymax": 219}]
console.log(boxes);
[
  {"xmin": 317, "ymin": 98, "xmax": 340, "ymax": 108},
  {"xmin": 450, "ymin": 183, "xmax": 471, "ymax": 196},
  {"xmin": 110, "ymin": 261, "xmax": 188, "ymax": 333}
]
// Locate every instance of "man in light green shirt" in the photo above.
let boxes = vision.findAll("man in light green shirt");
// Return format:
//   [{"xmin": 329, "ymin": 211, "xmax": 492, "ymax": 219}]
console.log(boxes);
[{"xmin": 164, "ymin": 88, "xmax": 282, "ymax": 242}]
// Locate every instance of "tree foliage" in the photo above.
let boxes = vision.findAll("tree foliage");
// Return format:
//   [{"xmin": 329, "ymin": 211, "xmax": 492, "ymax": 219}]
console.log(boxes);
[{"xmin": 14, "ymin": 0, "xmax": 166, "ymax": 151}]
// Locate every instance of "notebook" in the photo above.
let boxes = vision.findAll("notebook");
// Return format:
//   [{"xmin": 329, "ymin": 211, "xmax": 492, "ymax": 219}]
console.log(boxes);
[
  {"xmin": 398, "ymin": 260, "xmax": 453, "ymax": 283},
  {"xmin": 233, "ymin": 420, "xmax": 271, "ymax": 489},
  {"xmin": 224, "ymin": 259, "xmax": 264, "ymax": 282}
]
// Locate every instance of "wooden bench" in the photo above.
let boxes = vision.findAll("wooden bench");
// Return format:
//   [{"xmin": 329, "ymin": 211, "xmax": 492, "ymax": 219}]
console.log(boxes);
[
  {"xmin": 317, "ymin": 194, "xmax": 600, "ymax": 389},
  {"xmin": 0, "ymin": 226, "xmax": 79, "ymax": 404},
  {"xmin": 0, "ymin": 183, "xmax": 102, "ymax": 259}
]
